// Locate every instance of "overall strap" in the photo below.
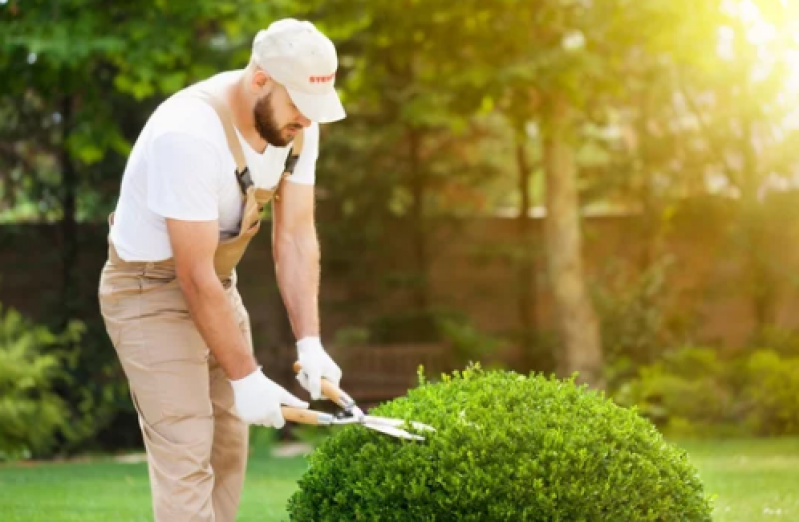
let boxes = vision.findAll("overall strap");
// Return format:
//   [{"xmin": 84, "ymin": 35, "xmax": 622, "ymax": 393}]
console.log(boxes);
[
  {"xmin": 283, "ymin": 129, "xmax": 305, "ymax": 177},
  {"xmin": 186, "ymin": 88, "xmax": 306, "ymax": 193},
  {"xmin": 190, "ymin": 90, "xmax": 253, "ymax": 196}
]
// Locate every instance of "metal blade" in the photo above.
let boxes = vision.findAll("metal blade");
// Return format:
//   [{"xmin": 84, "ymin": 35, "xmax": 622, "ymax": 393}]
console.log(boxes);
[
  {"xmin": 363, "ymin": 422, "xmax": 426, "ymax": 441},
  {"xmin": 363, "ymin": 415, "xmax": 437, "ymax": 433}
]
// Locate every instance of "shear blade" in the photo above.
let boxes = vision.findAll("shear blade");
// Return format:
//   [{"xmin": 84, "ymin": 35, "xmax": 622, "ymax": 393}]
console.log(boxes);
[
  {"xmin": 364, "ymin": 422, "xmax": 425, "ymax": 441},
  {"xmin": 364, "ymin": 415, "xmax": 437, "ymax": 433}
]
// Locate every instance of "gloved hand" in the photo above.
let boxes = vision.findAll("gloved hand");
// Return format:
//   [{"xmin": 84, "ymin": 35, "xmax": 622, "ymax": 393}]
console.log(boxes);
[
  {"xmin": 296, "ymin": 336, "xmax": 343, "ymax": 400},
  {"xmin": 230, "ymin": 367, "xmax": 309, "ymax": 428}
]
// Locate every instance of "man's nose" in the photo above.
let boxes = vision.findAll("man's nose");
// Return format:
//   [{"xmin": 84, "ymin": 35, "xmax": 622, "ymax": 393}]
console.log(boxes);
[{"xmin": 296, "ymin": 113, "xmax": 312, "ymax": 127}]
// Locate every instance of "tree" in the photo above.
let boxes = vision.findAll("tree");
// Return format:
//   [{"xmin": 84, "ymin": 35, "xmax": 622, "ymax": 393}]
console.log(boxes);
[
  {"xmin": 400, "ymin": 0, "xmax": 732, "ymax": 386},
  {"xmin": 674, "ymin": 0, "xmax": 799, "ymax": 329},
  {"xmin": 0, "ymin": 0, "xmax": 295, "ymax": 452},
  {"xmin": 293, "ymin": 0, "xmax": 513, "ymax": 336}
]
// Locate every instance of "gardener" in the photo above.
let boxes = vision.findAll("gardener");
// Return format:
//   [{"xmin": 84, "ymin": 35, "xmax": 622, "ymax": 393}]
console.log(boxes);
[{"xmin": 98, "ymin": 19, "xmax": 345, "ymax": 522}]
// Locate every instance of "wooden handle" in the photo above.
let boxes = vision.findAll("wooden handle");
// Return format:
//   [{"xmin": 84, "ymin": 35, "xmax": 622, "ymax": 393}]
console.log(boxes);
[
  {"xmin": 293, "ymin": 361, "xmax": 353, "ymax": 407},
  {"xmin": 281, "ymin": 407, "xmax": 332, "ymax": 426}
]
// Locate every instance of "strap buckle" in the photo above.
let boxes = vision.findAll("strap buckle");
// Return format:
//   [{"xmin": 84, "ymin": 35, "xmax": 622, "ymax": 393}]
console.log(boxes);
[{"xmin": 236, "ymin": 166, "xmax": 253, "ymax": 194}]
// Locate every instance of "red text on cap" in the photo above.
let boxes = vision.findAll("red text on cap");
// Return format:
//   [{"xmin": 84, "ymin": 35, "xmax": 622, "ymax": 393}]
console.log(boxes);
[{"xmin": 309, "ymin": 73, "xmax": 335, "ymax": 83}]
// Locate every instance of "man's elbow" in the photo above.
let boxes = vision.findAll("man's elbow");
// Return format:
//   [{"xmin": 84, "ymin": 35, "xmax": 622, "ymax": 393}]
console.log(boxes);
[{"xmin": 175, "ymin": 263, "xmax": 220, "ymax": 301}]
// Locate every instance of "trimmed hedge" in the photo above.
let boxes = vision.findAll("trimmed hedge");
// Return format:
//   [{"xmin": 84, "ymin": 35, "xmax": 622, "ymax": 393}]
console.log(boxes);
[{"xmin": 287, "ymin": 365, "xmax": 713, "ymax": 521}]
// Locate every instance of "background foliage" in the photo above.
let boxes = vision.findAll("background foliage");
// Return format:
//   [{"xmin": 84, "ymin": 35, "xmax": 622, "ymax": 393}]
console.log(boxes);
[{"xmin": 3, "ymin": 0, "xmax": 799, "ymax": 457}]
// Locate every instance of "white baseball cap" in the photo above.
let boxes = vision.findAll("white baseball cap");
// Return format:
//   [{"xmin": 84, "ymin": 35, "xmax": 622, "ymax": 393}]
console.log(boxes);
[{"xmin": 252, "ymin": 19, "xmax": 346, "ymax": 123}]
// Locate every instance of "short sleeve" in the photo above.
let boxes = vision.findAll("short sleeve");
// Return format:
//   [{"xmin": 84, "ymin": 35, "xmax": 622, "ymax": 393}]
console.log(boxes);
[
  {"xmin": 287, "ymin": 122, "xmax": 319, "ymax": 185},
  {"xmin": 146, "ymin": 132, "xmax": 223, "ymax": 221}
]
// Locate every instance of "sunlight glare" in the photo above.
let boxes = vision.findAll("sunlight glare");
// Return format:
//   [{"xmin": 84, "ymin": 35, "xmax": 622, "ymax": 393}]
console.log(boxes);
[{"xmin": 738, "ymin": 0, "xmax": 759, "ymax": 24}]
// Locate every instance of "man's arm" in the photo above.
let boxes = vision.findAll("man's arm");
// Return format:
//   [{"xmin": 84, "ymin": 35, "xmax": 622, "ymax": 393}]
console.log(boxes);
[
  {"xmin": 166, "ymin": 216, "xmax": 310, "ymax": 427},
  {"xmin": 272, "ymin": 180, "xmax": 342, "ymax": 400},
  {"xmin": 167, "ymin": 218, "xmax": 258, "ymax": 380},
  {"xmin": 270, "ymin": 124, "xmax": 341, "ymax": 400},
  {"xmin": 271, "ymin": 182, "xmax": 320, "ymax": 339}
]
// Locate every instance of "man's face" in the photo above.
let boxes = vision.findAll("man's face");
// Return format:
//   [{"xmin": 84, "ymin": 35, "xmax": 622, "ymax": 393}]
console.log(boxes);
[{"xmin": 253, "ymin": 84, "xmax": 311, "ymax": 147}]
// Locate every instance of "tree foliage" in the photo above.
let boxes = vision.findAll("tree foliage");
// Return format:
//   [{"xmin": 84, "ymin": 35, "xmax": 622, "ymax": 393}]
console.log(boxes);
[{"xmin": 3, "ymin": 0, "xmax": 799, "ymax": 449}]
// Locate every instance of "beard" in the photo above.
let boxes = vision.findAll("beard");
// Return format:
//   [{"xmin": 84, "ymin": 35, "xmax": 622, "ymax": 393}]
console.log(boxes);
[{"xmin": 253, "ymin": 93, "xmax": 302, "ymax": 147}]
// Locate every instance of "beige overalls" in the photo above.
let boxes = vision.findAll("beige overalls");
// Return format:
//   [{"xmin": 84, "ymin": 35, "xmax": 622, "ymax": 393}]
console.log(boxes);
[{"xmin": 98, "ymin": 89, "xmax": 302, "ymax": 522}]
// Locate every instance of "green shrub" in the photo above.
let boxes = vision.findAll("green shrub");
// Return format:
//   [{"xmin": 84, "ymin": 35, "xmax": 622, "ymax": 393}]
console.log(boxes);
[
  {"xmin": 614, "ymin": 346, "xmax": 799, "ymax": 438},
  {"xmin": 437, "ymin": 315, "xmax": 507, "ymax": 367},
  {"xmin": 742, "ymin": 349, "xmax": 799, "ymax": 436},
  {"xmin": 612, "ymin": 347, "xmax": 741, "ymax": 437},
  {"xmin": 0, "ymin": 304, "xmax": 83, "ymax": 460},
  {"xmin": 748, "ymin": 325, "xmax": 799, "ymax": 358},
  {"xmin": 286, "ymin": 365, "xmax": 713, "ymax": 521}
]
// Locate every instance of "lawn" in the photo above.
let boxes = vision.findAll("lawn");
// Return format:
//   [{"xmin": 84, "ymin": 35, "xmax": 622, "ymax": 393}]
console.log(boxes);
[
  {"xmin": 0, "ymin": 437, "xmax": 797, "ymax": 521},
  {"xmin": 0, "ymin": 442, "xmax": 307, "ymax": 522},
  {"xmin": 679, "ymin": 437, "xmax": 799, "ymax": 521}
]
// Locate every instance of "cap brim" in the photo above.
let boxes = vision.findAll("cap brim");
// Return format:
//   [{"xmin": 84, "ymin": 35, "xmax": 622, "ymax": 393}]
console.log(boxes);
[{"xmin": 287, "ymin": 86, "xmax": 346, "ymax": 124}]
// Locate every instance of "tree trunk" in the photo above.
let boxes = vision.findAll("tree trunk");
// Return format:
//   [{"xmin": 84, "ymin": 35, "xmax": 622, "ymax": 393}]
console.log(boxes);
[
  {"xmin": 515, "ymin": 131, "xmax": 537, "ymax": 368},
  {"xmin": 739, "ymin": 114, "xmax": 774, "ymax": 328},
  {"xmin": 729, "ymin": 19, "xmax": 775, "ymax": 331},
  {"xmin": 407, "ymin": 125, "xmax": 429, "ymax": 311},
  {"xmin": 59, "ymin": 93, "xmax": 78, "ymax": 328},
  {"xmin": 541, "ymin": 95, "xmax": 604, "ymax": 388}
]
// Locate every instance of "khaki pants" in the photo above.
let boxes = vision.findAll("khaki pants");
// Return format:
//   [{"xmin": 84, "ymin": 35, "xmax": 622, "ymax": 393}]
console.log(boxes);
[{"xmin": 99, "ymin": 244, "xmax": 252, "ymax": 522}]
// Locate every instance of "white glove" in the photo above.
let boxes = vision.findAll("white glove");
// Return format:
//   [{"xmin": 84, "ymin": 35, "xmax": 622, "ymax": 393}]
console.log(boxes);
[
  {"xmin": 296, "ymin": 337, "xmax": 342, "ymax": 400},
  {"xmin": 230, "ymin": 367, "xmax": 309, "ymax": 428}
]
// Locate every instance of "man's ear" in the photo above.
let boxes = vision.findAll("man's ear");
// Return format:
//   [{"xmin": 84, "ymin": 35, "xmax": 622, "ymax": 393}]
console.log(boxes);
[{"xmin": 251, "ymin": 69, "xmax": 272, "ymax": 94}]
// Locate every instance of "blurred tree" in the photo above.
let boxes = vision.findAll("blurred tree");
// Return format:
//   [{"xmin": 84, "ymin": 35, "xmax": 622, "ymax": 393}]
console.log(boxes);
[
  {"xmin": 585, "ymin": 0, "xmax": 799, "ymax": 343},
  {"xmin": 388, "ymin": 0, "xmax": 735, "ymax": 387},
  {"xmin": 283, "ymin": 0, "xmax": 723, "ymax": 385},
  {"xmin": 293, "ymin": 0, "xmax": 513, "ymax": 332},
  {"xmin": 0, "ymin": 0, "xmax": 299, "ymax": 451},
  {"xmin": 4, "ymin": 0, "xmax": 799, "ymax": 445},
  {"xmin": 672, "ymin": 0, "xmax": 799, "ymax": 329}
]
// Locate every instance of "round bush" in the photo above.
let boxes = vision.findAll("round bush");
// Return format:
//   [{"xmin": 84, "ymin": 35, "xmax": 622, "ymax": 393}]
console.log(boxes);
[{"xmin": 286, "ymin": 365, "xmax": 713, "ymax": 521}]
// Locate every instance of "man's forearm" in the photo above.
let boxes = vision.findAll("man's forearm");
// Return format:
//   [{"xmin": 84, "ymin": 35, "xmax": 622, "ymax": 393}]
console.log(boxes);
[
  {"xmin": 179, "ymin": 272, "xmax": 258, "ymax": 380},
  {"xmin": 275, "ymin": 227, "xmax": 321, "ymax": 340}
]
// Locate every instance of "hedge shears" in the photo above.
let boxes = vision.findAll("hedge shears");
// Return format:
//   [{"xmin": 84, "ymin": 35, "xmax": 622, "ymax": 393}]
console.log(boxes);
[{"xmin": 281, "ymin": 362, "xmax": 435, "ymax": 441}]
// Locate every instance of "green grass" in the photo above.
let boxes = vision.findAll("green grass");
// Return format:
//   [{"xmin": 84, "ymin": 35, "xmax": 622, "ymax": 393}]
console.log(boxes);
[
  {"xmin": 679, "ymin": 437, "xmax": 799, "ymax": 521},
  {"xmin": 0, "ymin": 448, "xmax": 308, "ymax": 522},
  {"xmin": 0, "ymin": 438, "xmax": 797, "ymax": 521}
]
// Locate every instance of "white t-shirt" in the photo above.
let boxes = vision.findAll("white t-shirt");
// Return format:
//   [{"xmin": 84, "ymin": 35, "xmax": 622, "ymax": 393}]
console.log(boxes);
[{"xmin": 110, "ymin": 72, "xmax": 319, "ymax": 262}]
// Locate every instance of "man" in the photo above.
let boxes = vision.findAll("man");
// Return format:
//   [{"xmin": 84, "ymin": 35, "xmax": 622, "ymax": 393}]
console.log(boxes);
[{"xmin": 98, "ymin": 18, "xmax": 344, "ymax": 521}]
